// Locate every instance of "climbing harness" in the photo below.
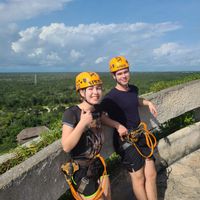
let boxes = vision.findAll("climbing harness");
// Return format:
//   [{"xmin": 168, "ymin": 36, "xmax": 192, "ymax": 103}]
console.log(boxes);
[
  {"xmin": 61, "ymin": 154, "xmax": 107, "ymax": 200},
  {"xmin": 124, "ymin": 122, "xmax": 157, "ymax": 158}
]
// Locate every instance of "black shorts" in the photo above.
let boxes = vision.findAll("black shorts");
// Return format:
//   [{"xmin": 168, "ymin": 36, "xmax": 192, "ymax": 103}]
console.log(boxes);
[
  {"xmin": 119, "ymin": 134, "xmax": 155, "ymax": 172},
  {"xmin": 72, "ymin": 157, "xmax": 104, "ymax": 196}
]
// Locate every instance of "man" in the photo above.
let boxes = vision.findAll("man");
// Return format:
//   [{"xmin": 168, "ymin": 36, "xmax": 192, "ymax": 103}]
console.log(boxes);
[{"xmin": 101, "ymin": 56, "xmax": 158, "ymax": 200}]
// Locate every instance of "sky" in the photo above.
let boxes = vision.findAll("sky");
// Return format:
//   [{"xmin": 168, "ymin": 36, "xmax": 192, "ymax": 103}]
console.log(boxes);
[{"xmin": 0, "ymin": 0, "xmax": 200, "ymax": 72}]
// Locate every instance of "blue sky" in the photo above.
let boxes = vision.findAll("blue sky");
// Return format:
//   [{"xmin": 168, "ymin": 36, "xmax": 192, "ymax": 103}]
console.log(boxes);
[{"xmin": 0, "ymin": 0, "xmax": 200, "ymax": 72}]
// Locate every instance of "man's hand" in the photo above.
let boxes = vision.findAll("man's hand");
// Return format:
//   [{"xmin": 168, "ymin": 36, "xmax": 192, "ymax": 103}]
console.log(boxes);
[
  {"xmin": 116, "ymin": 123, "xmax": 128, "ymax": 137},
  {"xmin": 148, "ymin": 102, "xmax": 158, "ymax": 118},
  {"xmin": 101, "ymin": 114, "xmax": 128, "ymax": 137},
  {"xmin": 139, "ymin": 98, "xmax": 158, "ymax": 118}
]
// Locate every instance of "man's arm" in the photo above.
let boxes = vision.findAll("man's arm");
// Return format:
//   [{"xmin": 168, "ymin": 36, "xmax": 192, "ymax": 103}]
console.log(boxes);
[
  {"xmin": 138, "ymin": 98, "xmax": 158, "ymax": 117},
  {"xmin": 101, "ymin": 113, "xmax": 128, "ymax": 137}
]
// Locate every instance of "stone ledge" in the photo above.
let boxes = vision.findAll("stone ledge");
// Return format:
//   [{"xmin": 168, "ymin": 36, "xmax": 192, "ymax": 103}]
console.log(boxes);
[{"xmin": 155, "ymin": 121, "xmax": 200, "ymax": 168}]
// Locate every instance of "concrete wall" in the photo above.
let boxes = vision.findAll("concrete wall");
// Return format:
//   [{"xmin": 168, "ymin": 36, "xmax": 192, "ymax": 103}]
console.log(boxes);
[
  {"xmin": 0, "ymin": 80, "xmax": 200, "ymax": 200},
  {"xmin": 155, "ymin": 121, "xmax": 200, "ymax": 170},
  {"xmin": 0, "ymin": 141, "xmax": 68, "ymax": 200},
  {"xmin": 139, "ymin": 79, "xmax": 200, "ymax": 128}
]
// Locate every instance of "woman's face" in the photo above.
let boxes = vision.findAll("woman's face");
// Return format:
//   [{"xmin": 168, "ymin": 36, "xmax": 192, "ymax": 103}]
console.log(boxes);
[{"xmin": 81, "ymin": 84, "xmax": 103, "ymax": 105}]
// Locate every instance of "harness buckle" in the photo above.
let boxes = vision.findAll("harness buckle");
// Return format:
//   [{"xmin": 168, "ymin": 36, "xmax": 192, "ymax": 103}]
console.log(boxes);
[
  {"xmin": 77, "ymin": 177, "xmax": 89, "ymax": 194},
  {"xmin": 61, "ymin": 161, "xmax": 79, "ymax": 180},
  {"xmin": 126, "ymin": 127, "xmax": 144, "ymax": 143},
  {"xmin": 81, "ymin": 177, "xmax": 89, "ymax": 184},
  {"xmin": 121, "ymin": 142, "xmax": 132, "ymax": 150}
]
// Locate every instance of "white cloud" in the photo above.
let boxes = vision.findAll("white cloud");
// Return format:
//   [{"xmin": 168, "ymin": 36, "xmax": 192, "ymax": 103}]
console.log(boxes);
[
  {"xmin": 46, "ymin": 52, "xmax": 61, "ymax": 63},
  {"xmin": 153, "ymin": 42, "xmax": 181, "ymax": 56},
  {"xmin": 9, "ymin": 22, "xmax": 183, "ymax": 69},
  {"xmin": 0, "ymin": 0, "xmax": 72, "ymax": 23},
  {"xmin": 12, "ymin": 27, "xmax": 40, "ymax": 53},
  {"xmin": 70, "ymin": 49, "xmax": 83, "ymax": 61},
  {"xmin": 1, "ymin": 20, "xmax": 200, "ymax": 71},
  {"xmin": 152, "ymin": 42, "xmax": 200, "ymax": 69},
  {"xmin": 95, "ymin": 56, "xmax": 108, "ymax": 64},
  {"xmin": 28, "ymin": 48, "xmax": 43, "ymax": 57}
]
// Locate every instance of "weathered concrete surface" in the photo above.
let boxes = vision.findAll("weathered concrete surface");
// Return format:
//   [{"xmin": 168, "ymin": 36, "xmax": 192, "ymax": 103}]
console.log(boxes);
[
  {"xmin": 0, "ymin": 80, "xmax": 200, "ymax": 200},
  {"xmin": 155, "ymin": 121, "xmax": 200, "ymax": 168},
  {"xmin": 17, "ymin": 126, "xmax": 49, "ymax": 144},
  {"xmin": 158, "ymin": 149, "xmax": 200, "ymax": 200},
  {"xmin": 112, "ymin": 148, "xmax": 200, "ymax": 200},
  {"xmin": 0, "ymin": 140, "xmax": 69, "ymax": 200},
  {"xmin": 0, "ymin": 137, "xmax": 42, "ymax": 165},
  {"xmin": 111, "ymin": 168, "xmax": 135, "ymax": 200},
  {"xmin": 194, "ymin": 107, "xmax": 200, "ymax": 121},
  {"xmin": 0, "ymin": 153, "xmax": 15, "ymax": 164},
  {"xmin": 139, "ymin": 79, "xmax": 200, "ymax": 129}
]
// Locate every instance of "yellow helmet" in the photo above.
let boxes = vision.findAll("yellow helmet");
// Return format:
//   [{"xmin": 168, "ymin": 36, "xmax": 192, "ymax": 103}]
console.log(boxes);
[
  {"xmin": 109, "ymin": 56, "xmax": 129, "ymax": 73},
  {"xmin": 75, "ymin": 72, "xmax": 103, "ymax": 91}
]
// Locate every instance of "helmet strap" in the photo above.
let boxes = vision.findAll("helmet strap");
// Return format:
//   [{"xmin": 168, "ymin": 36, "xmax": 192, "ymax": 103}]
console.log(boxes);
[
  {"xmin": 80, "ymin": 90, "xmax": 96, "ymax": 106},
  {"xmin": 85, "ymin": 99, "xmax": 95, "ymax": 106}
]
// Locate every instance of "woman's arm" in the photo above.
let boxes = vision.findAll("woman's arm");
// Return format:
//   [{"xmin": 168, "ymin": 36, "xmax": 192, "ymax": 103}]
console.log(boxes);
[{"xmin": 61, "ymin": 109, "xmax": 93, "ymax": 152}]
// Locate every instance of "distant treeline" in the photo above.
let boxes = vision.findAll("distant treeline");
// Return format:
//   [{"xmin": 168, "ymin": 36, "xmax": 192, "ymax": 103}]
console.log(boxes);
[{"xmin": 0, "ymin": 72, "xmax": 200, "ymax": 154}]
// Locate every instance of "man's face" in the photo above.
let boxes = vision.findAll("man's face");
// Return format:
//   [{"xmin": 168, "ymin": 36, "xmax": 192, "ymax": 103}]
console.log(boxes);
[{"xmin": 113, "ymin": 68, "xmax": 130, "ymax": 86}]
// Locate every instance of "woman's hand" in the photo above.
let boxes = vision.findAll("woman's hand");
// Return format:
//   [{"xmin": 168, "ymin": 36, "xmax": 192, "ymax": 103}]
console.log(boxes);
[
  {"xmin": 80, "ymin": 109, "xmax": 93, "ymax": 126},
  {"xmin": 62, "ymin": 109, "xmax": 94, "ymax": 152}
]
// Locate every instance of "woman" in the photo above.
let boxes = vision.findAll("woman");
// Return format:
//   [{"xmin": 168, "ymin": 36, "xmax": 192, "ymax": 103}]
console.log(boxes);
[{"xmin": 61, "ymin": 72, "xmax": 112, "ymax": 200}]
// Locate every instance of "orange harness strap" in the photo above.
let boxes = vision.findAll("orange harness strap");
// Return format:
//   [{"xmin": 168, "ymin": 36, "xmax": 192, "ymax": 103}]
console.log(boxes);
[
  {"xmin": 126, "ymin": 122, "xmax": 157, "ymax": 159},
  {"xmin": 62, "ymin": 154, "xmax": 107, "ymax": 200}
]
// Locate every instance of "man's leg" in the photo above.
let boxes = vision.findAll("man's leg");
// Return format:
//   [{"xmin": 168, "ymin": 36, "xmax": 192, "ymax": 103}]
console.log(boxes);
[
  {"xmin": 129, "ymin": 167, "xmax": 148, "ymax": 200},
  {"xmin": 144, "ymin": 159, "xmax": 157, "ymax": 200}
]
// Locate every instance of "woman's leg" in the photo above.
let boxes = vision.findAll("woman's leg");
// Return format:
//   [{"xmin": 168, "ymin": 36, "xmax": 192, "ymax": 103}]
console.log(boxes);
[{"xmin": 101, "ymin": 175, "xmax": 111, "ymax": 200}]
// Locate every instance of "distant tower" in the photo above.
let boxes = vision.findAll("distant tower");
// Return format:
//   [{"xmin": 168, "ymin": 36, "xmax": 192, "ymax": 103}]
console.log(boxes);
[{"xmin": 34, "ymin": 74, "xmax": 37, "ymax": 86}]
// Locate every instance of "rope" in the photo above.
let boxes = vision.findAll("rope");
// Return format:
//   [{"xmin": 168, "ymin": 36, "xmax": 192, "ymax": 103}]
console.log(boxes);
[
  {"xmin": 62, "ymin": 154, "xmax": 107, "ymax": 200},
  {"xmin": 126, "ymin": 122, "xmax": 157, "ymax": 159}
]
